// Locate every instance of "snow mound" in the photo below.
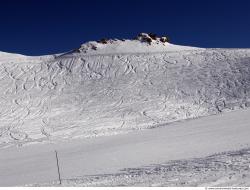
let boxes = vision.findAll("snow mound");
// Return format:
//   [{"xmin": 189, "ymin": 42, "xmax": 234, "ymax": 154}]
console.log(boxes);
[
  {"xmin": 75, "ymin": 33, "xmax": 201, "ymax": 55},
  {"xmin": 0, "ymin": 51, "xmax": 55, "ymax": 63},
  {"xmin": 0, "ymin": 51, "xmax": 31, "ymax": 63}
]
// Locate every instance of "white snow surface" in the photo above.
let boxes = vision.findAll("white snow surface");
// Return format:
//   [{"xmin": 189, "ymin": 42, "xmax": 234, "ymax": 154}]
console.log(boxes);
[
  {"xmin": 0, "ymin": 108, "xmax": 250, "ymax": 186},
  {"xmin": 1, "ymin": 37, "xmax": 250, "ymax": 186},
  {"xmin": 74, "ymin": 39, "xmax": 200, "ymax": 55},
  {"xmin": 0, "ymin": 51, "xmax": 54, "ymax": 63},
  {"xmin": 0, "ymin": 39, "xmax": 250, "ymax": 148}
]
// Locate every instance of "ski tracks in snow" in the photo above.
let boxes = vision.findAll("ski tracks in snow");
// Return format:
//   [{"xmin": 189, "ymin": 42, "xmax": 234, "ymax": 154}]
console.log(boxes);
[{"xmin": 1, "ymin": 49, "xmax": 250, "ymax": 147}]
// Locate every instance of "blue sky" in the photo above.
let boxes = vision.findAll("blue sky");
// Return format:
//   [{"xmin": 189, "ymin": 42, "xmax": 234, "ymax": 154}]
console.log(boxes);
[{"xmin": 1, "ymin": 0, "xmax": 250, "ymax": 55}]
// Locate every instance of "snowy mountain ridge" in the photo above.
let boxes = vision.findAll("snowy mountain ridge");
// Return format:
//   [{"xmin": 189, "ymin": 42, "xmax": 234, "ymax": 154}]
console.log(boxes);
[
  {"xmin": 0, "ymin": 33, "xmax": 250, "ymax": 148},
  {"xmin": 73, "ymin": 33, "xmax": 201, "ymax": 55}
]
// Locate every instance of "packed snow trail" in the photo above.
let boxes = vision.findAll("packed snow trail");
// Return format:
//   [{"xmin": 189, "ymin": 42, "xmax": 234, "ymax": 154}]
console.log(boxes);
[
  {"xmin": 1, "ymin": 38, "xmax": 250, "ymax": 147},
  {"xmin": 0, "ymin": 108, "xmax": 250, "ymax": 186}
]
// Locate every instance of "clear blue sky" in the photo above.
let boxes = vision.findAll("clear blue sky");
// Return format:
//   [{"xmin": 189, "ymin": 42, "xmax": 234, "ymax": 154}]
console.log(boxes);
[{"xmin": 1, "ymin": 0, "xmax": 250, "ymax": 55}]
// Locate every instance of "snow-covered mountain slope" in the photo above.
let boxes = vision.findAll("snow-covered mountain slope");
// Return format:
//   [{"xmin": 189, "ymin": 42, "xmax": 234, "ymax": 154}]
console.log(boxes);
[{"xmin": 0, "ymin": 34, "xmax": 250, "ymax": 148}]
